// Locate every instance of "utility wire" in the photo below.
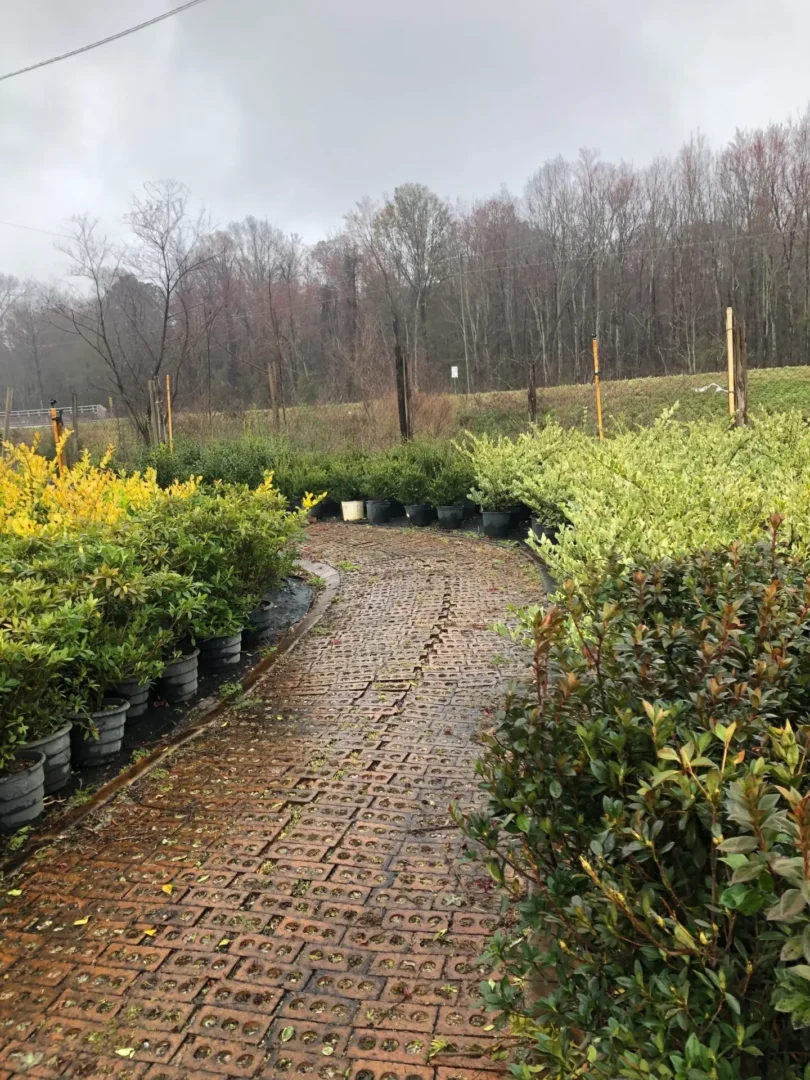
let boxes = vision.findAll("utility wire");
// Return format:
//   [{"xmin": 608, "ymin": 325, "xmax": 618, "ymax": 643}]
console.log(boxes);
[
  {"xmin": 0, "ymin": 220, "xmax": 72, "ymax": 239},
  {"xmin": 0, "ymin": 0, "xmax": 212, "ymax": 83}
]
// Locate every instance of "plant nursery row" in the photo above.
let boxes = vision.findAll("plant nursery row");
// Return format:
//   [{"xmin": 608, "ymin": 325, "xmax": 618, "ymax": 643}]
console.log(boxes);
[{"xmin": 0, "ymin": 440, "xmax": 309, "ymax": 832}]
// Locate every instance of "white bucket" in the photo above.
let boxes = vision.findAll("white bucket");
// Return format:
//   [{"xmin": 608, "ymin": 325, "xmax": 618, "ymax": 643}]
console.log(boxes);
[{"xmin": 341, "ymin": 499, "xmax": 365, "ymax": 522}]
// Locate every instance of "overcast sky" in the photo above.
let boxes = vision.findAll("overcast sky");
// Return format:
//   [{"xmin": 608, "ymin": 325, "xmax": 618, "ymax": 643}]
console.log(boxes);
[{"xmin": 1, "ymin": 0, "xmax": 809, "ymax": 280}]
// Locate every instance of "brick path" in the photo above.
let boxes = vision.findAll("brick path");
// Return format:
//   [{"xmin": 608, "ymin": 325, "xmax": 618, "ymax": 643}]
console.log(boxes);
[{"xmin": 0, "ymin": 525, "xmax": 540, "ymax": 1080}]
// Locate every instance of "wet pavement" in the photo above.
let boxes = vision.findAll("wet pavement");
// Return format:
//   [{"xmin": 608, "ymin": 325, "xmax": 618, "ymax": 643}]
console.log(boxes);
[{"xmin": 0, "ymin": 524, "xmax": 541, "ymax": 1080}]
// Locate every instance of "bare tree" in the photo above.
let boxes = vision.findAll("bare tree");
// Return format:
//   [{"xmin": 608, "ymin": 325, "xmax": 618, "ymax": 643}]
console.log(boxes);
[
  {"xmin": 55, "ymin": 181, "xmax": 215, "ymax": 441},
  {"xmin": 347, "ymin": 198, "xmax": 412, "ymax": 439}
]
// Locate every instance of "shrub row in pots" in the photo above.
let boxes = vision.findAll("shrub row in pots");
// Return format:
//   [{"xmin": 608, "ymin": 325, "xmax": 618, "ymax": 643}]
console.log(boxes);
[
  {"xmin": 287, "ymin": 441, "xmax": 476, "ymax": 530},
  {"xmin": 0, "ymin": 441, "xmax": 308, "ymax": 833}
]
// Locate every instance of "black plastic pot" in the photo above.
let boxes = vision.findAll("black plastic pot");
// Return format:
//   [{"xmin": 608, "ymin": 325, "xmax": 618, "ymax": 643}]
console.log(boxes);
[
  {"xmin": 0, "ymin": 750, "xmax": 45, "ymax": 833},
  {"xmin": 24, "ymin": 721, "xmax": 72, "ymax": 795},
  {"xmin": 506, "ymin": 504, "xmax": 529, "ymax": 526},
  {"xmin": 71, "ymin": 699, "xmax": 130, "ymax": 768},
  {"xmin": 389, "ymin": 499, "xmax": 406, "ymax": 519},
  {"xmin": 437, "ymin": 505, "xmax": 464, "ymax": 530},
  {"xmin": 482, "ymin": 510, "xmax": 512, "ymax": 538},
  {"xmin": 366, "ymin": 500, "xmax": 392, "ymax": 526},
  {"xmin": 157, "ymin": 650, "xmax": 200, "ymax": 705},
  {"xmin": 405, "ymin": 503, "xmax": 434, "ymax": 527},
  {"xmin": 242, "ymin": 604, "xmax": 275, "ymax": 648},
  {"xmin": 461, "ymin": 498, "xmax": 477, "ymax": 521},
  {"xmin": 200, "ymin": 632, "xmax": 242, "ymax": 672},
  {"xmin": 113, "ymin": 678, "xmax": 150, "ymax": 719},
  {"xmin": 530, "ymin": 518, "xmax": 560, "ymax": 545}
]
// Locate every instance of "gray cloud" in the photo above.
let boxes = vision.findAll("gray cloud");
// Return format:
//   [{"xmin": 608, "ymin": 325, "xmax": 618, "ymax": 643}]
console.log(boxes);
[{"xmin": 1, "ymin": 0, "xmax": 809, "ymax": 279}]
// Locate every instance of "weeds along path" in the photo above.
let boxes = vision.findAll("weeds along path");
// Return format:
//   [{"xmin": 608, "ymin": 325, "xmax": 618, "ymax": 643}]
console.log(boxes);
[{"xmin": 0, "ymin": 524, "xmax": 541, "ymax": 1080}]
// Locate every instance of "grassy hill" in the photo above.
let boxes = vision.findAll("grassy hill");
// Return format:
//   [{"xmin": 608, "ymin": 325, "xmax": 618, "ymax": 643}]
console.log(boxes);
[{"xmin": 13, "ymin": 366, "xmax": 810, "ymax": 460}]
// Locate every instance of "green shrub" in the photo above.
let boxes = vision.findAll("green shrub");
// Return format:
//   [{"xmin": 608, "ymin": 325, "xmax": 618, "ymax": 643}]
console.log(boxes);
[
  {"xmin": 134, "ymin": 479, "xmax": 305, "ymax": 642},
  {"xmin": 321, "ymin": 452, "xmax": 367, "ymax": 503},
  {"xmin": 385, "ymin": 440, "xmax": 455, "ymax": 506},
  {"xmin": 273, "ymin": 451, "xmax": 330, "ymax": 504},
  {"xmin": 140, "ymin": 435, "xmax": 285, "ymax": 490},
  {"xmin": 463, "ymin": 526, "xmax": 810, "ymax": 1078},
  {"xmin": 512, "ymin": 411, "xmax": 810, "ymax": 587},
  {"xmin": 460, "ymin": 432, "xmax": 525, "ymax": 511},
  {"xmin": 0, "ymin": 565, "xmax": 96, "ymax": 767},
  {"xmin": 426, "ymin": 450, "xmax": 474, "ymax": 507},
  {"xmin": 1, "ymin": 532, "xmax": 205, "ymax": 719},
  {"xmin": 362, "ymin": 450, "xmax": 399, "ymax": 502}
]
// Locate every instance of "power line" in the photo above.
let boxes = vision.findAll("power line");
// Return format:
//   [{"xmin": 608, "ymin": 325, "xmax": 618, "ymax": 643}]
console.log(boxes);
[
  {"xmin": 0, "ymin": 0, "xmax": 212, "ymax": 84},
  {"xmin": 0, "ymin": 220, "xmax": 72, "ymax": 239}
]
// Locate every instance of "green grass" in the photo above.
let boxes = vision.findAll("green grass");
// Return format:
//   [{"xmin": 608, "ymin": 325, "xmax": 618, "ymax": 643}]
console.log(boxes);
[{"xmin": 13, "ymin": 367, "xmax": 810, "ymax": 461}]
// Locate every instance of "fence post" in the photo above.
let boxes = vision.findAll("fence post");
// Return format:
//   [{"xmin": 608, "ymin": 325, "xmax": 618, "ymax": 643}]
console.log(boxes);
[
  {"xmin": 71, "ymin": 391, "xmax": 80, "ymax": 463},
  {"xmin": 2, "ymin": 387, "xmax": 12, "ymax": 456},
  {"xmin": 49, "ymin": 400, "xmax": 67, "ymax": 475},
  {"xmin": 734, "ymin": 318, "xmax": 748, "ymax": 427},
  {"xmin": 165, "ymin": 373, "xmax": 174, "ymax": 454},
  {"xmin": 725, "ymin": 307, "xmax": 736, "ymax": 419},
  {"xmin": 591, "ymin": 335, "xmax": 604, "ymax": 441},
  {"xmin": 148, "ymin": 379, "xmax": 163, "ymax": 446}
]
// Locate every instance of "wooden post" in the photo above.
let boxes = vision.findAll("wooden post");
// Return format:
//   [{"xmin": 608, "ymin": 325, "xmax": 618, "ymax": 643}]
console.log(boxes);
[
  {"xmin": 71, "ymin": 391, "xmax": 80, "ymax": 463},
  {"xmin": 725, "ymin": 307, "xmax": 736, "ymax": 419},
  {"xmin": 592, "ymin": 336, "xmax": 604, "ymax": 441},
  {"xmin": 147, "ymin": 379, "xmax": 160, "ymax": 446},
  {"xmin": 49, "ymin": 400, "xmax": 67, "ymax": 475},
  {"xmin": 165, "ymin": 373, "xmax": 174, "ymax": 454},
  {"xmin": 734, "ymin": 318, "xmax": 748, "ymax": 427},
  {"xmin": 2, "ymin": 387, "xmax": 12, "ymax": 456}
]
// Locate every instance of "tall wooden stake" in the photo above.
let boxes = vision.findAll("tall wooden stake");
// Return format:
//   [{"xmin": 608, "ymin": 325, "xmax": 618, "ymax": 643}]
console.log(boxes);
[
  {"xmin": 71, "ymin": 391, "xmax": 80, "ymax": 463},
  {"xmin": 734, "ymin": 318, "xmax": 748, "ymax": 427},
  {"xmin": 165, "ymin": 374, "xmax": 174, "ymax": 454},
  {"xmin": 148, "ymin": 379, "xmax": 161, "ymax": 446},
  {"xmin": 49, "ymin": 401, "xmax": 67, "ymax": 475},
  {"xmin": 725, "ymin": 307, "xmax": 736, "ymax": 419},
  {"xmin": 458, "ymin": 253, "xmax": 471, "ymax": 394},
  {"xmin": 592, "ymin": 335, "xmax": 604, "ymax": 441},
  {"xmin": 2, "ymin": 387, "xmax": 12, "ymax": 456}
]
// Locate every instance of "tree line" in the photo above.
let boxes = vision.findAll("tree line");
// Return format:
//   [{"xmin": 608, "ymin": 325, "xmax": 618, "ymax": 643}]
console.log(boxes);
[{"xmin": 3, "ymin": 108, "xmax": 810, "ymax": 439}]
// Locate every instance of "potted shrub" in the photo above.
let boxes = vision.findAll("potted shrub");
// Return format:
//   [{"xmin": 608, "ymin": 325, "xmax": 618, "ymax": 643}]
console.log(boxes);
[
  {"xmin": 459, "ymin": 434, "xmax": 521, "ymax": 538},
  {"xmin": 362, "ymin": 452, "xmax": 397, "ymax": 525},
  {"xmin": 274, "ymin": 452, "xmax": 331, "ymax": 519},
  {"xmin": 528, "ymin": 500, "xmax": 567, "ymax": 544},
  {"xmin": 137, "ymin": 476, "xmax": 305, "ymax": 677},
  {"xmin": 325, "ymin": 454, "xmax": 367, "ymax": 523},
  {"xmin": 427, "ymin": 454, "xmax": 474, "ymax": 530},
  {"xmin": 0, "ymin": 542, "xmax": 95, "ymax": 795},
  {"xmin": 0, "ymin": 590, "xmax": 90, "ymax": 803},
  {"xmin": 389, "ymin": 444, "xmax": 440, "ymax": 527}
]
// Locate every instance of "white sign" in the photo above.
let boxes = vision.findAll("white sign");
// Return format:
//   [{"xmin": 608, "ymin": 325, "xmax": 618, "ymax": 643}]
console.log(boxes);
[{"xmin": 450, "ymin": 366, "xmax": 459, "ymax": 379}]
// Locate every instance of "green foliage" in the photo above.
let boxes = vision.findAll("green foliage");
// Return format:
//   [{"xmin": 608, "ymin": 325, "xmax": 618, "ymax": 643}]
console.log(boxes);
[
  {"xmin": 459, "ymin": 432, "xmax": 525, "ymax": 511},
  {"xmin": 7, "ymin": 825, "xmax": 31, "ymax": 851},
  {"xmin": 134, "ymin": 480, "xmax": 305, "ymax": 642},
  {"xmin": 426, "ymin": 450, "xmax": 474, "ymax": 508},
  {"xmin": 273, "ymin": 451, "xmax": 330, "ymax": 504},
  {"xmin": 140, "ymin": 434, "xmax": 285, "ymax": 489},
  {"xmin": 362, "ymin": 451, "xmax": 398, "ymax": 502},
  {"xmin": 0, "ymin": 473, "xmax": 305, "ymax": 766},
  {"xmin": 3, "ymin": 532, "xmax": 204, "ymax": 717},
  {"xmin": 461, "ymin": 411, "xmax": 810, "ymax": 586},
  {"xmin": 386, "ymin": 440, "xmax": 467, "ymax": 506},
  {"xmin": 464, "ymin": 528, "xmax": 810, "ymax": 1078},
  {"xmin": 0, "ymin": 555, "xmax": 96, "ymax": 766},
  {"xmin": 319, "ymin": 452, "xmax": 367, "ymax": 503}
]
